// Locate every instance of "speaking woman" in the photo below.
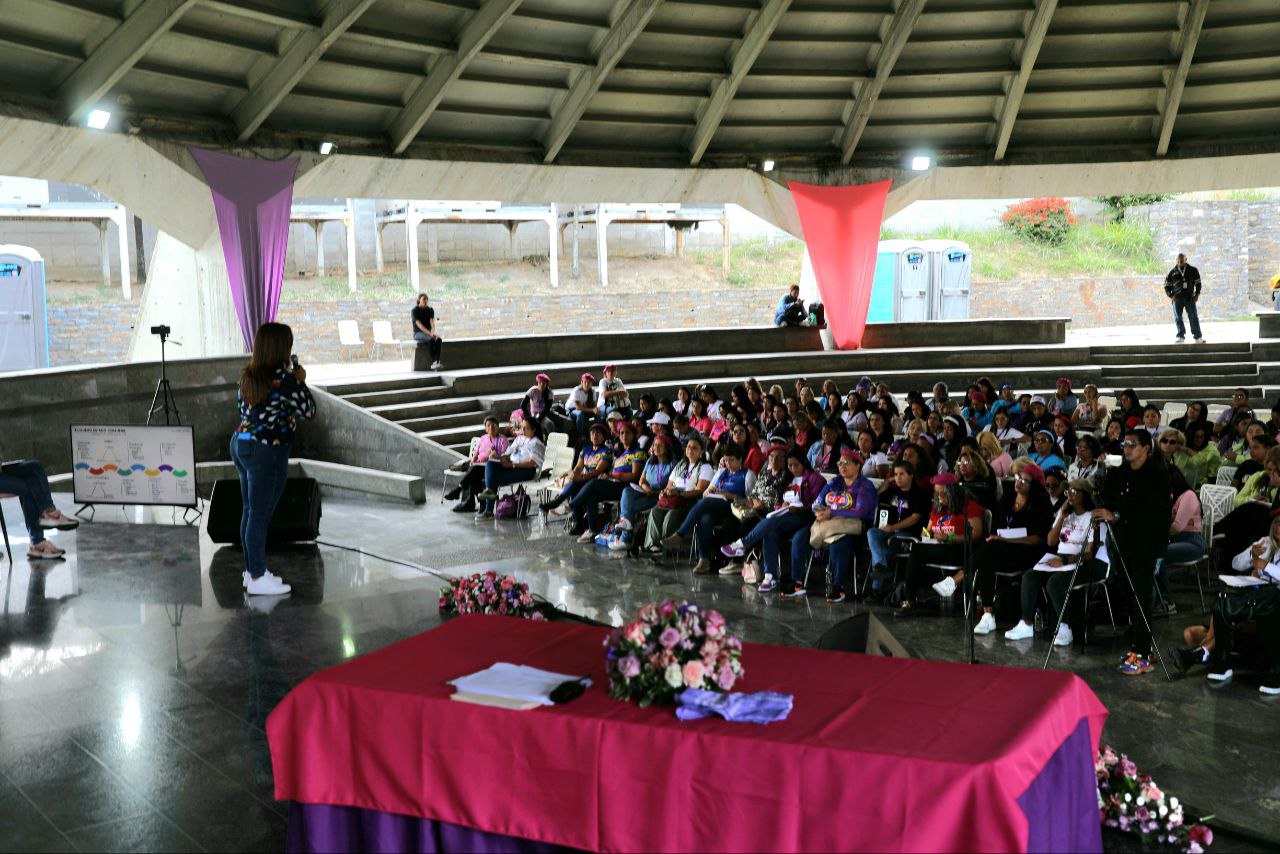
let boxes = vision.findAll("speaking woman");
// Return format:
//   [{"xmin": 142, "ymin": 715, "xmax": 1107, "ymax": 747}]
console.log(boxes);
[{"xmin": 232, "ymin": 323, "xmax": 316, "ymax": 596}]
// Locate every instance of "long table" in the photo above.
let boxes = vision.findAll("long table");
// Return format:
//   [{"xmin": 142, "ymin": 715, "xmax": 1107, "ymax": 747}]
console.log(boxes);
[{"xmin": 269, "ymin": 615, "xmax": 1107, "ymax": 853}]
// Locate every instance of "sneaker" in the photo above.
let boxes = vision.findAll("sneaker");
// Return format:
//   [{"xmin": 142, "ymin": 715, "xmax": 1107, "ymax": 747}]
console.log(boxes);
[
  {"xmin": 718, "ymin": 562, "xmax": 742, "ymax": 576},
  {"xmin": 720, "ymin": 540, "xmax": 745, "ymax": 559},
  {"xmin": 758, "ymin": 574, "xmax": 777, "ymax": 593},
  {"xmin": 932, "ymin": 576, "xmax": 957, "ymax": 598},
  {"xmin": 1053, "ymin": 624, "xmax": 1074, "ymax": 647},
  {"xmin": 1194, "ymin": 338, "xmax": 1205, "ymax": 344},
  {"xmin": 608, "ymin": 531, "xmax": 632, "ymax": 552},
  {"xmin": 1152, "ymin": 600, "xmax": 1177, "ymax": 618},
  {"xmin": 1004, "ymin": 619, "xmax": 1034, "ymax": 641},
  {"xmin": 1260, "ymin": 673, "xmax": 1280, "ymax": 696},
  {"xmin": 615, "ymin": 517, "xmax": 632, "ymax": 531},
  {"xmin": 26, "ymin": 541, "xmax": 66, "ymax": 560},
  {"xmin": 430, "ymin": 361, "xmax": 442, "ymax": 370},
  {"xmin": 475, "ymin": 508, "xmax": 494, "ymax": 519},
  {"xmin": 974, "ymin": 612, "xmax": 997, "ymax": 635},
  {"xmin": 660, "ymin": 533, "xmax": 686, "ymax": 550},
  {"xmin": 242, "ymin": 570, "xmax": 285, "ymax": 588},
  {"xmin": 1118, "ymin": 652, "xmax": 1153, "ymax": 675},
  {"xmin": 1206, "ymin": 663, "xmax": 1233, "ymax": 682},
  {"xmin": 826, "ymin": 587, "xmax": 846, "ymax": 604},
  {"xmin": 576, "ymin": 530, "xmax": 596, "ymax": 543},
  {"xmin": 1175, "ymin": 336, "xmax": 1185, "ymax": 343},
  {"xmin": 692, "ymin": 559, "xmax": 713, "ymax": 574},
  {"xmin": 781, "ymin": 582, "xmax": 808, "ymax": 599},
  {"xmin": 245, "ymin": 574, "xmax": 291, "ymax": 596},
  {"xmin": 37, "ymin": 511, "xmax": 79, "ymax": 530},
  {"xmin": 475, "ymin": 489, "xmax": 497, "ymax": 502}
]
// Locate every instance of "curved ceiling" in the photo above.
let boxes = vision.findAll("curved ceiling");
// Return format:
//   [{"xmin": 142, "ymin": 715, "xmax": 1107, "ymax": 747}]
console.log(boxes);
[{"xmin": 2, "ymin": 0, "xmax": 1279, "ymax": 171}]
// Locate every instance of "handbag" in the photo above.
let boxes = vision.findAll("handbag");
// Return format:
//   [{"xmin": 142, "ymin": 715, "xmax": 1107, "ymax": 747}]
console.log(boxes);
[
  {"xmin": 657, "ymin": 492, "xmax": 688, "ymax": 510},
  {"xmin": 742, "ymin": 558, "xmax": 763, "ymax": 584},
  {"xmin": 494, "ymin": 486, "xmax": 531, "ymax": 519},
  {"xmin": 731, "ymin": 501, "xmax": 759, "ymax": 521}
]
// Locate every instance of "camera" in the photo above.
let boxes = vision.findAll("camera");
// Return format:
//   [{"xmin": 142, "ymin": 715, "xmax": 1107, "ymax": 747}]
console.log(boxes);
[{"xmin": 151, "ymin": 325, "xmax": 171, "ymax": 336}]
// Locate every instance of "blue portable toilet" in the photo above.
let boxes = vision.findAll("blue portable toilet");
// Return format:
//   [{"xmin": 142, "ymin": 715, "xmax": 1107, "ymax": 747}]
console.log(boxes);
[
  {"xmin": 871, "ymin": 240, "xmax": 931, "ymax": 322},
  {"xmin": 0, "ymin": 245, "xmax": 50, "ymax": 371}
]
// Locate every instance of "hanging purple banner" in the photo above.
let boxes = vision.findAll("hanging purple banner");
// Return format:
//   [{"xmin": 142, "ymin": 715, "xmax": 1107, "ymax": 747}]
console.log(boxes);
[{"xmin": 190, "ymin": 147, "xmax": 299, "ymax": 349}]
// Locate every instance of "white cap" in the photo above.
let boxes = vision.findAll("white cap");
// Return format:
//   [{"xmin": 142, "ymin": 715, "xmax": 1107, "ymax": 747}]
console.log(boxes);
[{"xmin": 647, "ymin": 412, "xmax": 671, "ymax": 426}]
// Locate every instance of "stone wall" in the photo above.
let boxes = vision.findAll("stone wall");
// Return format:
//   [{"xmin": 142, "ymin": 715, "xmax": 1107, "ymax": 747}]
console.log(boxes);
[
  {"xmin": 971, "ymin": 275, "xmax": 1239, "ymax": 328},
  {"xmin": 1249, "ymin": 204, "xmax": 1280, "ymax": 304},
  {"xmin": 49, "ymin": 303, "xmax": 138, "ymax": 366},
  {"xmin": 1130, "ymin": 200, "xmax": 1251, "ymax": 309}
]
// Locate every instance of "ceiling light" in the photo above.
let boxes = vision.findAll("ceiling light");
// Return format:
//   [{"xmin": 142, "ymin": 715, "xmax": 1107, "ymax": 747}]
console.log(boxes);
[
  {"xmin": 762, "ymin": 159, "xmax": 775, "ymax": 172},
  {"xmin": 319, "ymin": 141, "xmax": 335, "ymax": 155},
  {"xmin": 910, "ymin": 155, "xmax": 931, "ymax": 171},
  {"xmin": 86, "ymin": 109, "xmax": 111, "ymax": 130}
]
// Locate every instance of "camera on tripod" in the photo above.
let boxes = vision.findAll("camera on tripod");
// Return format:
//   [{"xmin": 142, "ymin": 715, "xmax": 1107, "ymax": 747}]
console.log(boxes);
[{"xmin": 151, "ymin": 324, "xmax": 171, "ymax": 337}]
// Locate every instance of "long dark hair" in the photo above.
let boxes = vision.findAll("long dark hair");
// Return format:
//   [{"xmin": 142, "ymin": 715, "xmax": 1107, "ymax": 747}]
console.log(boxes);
[{"xmin": 240, "ymin": 322, "xmax": 293, "ymax": 405}]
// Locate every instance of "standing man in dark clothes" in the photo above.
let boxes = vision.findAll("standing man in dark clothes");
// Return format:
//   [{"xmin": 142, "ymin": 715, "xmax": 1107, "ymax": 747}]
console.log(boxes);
[
  {"xmin": 1094, "ymin": 428, "xmax": 1172, "ymax": 676},
  {"xmin": 411, "ymin": 293, "xmax": 442, "ymax": 370},
  {"xmin": 1163, "ymin": 253, "xmax": 1204, "ymax": 344}
]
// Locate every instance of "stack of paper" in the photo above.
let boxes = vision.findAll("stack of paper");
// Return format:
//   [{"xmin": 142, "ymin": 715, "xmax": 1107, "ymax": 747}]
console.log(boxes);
[{"xmin": 448, "ymin": 663, "xmax": 588, "ymax": 710}]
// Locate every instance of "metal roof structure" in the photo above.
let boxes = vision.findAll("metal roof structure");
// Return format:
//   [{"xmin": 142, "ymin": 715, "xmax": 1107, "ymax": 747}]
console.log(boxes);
[{"xmin": 1, "ymin": 0, "xmax": 1278, "ymax": 172}]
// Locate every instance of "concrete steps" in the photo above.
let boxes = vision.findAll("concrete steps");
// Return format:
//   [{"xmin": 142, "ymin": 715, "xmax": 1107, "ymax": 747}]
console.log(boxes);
[
  {"xmin": 368, "ymin": 397, "xmax": 485, "ymax": 422},
  {"xmin": 322, "ymin": 375, "xmax": 442, "ymax": 396}
]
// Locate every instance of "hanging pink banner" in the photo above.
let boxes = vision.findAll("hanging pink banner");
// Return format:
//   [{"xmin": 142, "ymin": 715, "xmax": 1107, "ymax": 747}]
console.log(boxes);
[
  {"xmin": 788, "ymin": 179, "xmax": 891, "ymax": 350},
  {"xmin": 190, "ymin": 147, "xmax": 299, "ymax": 350}
]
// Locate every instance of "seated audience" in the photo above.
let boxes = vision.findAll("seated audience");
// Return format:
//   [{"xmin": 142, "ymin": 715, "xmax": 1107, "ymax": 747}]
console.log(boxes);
[
  {"xmin": 673, "ymin": 385, "xmax": 692, "ymax": 416},
  {"xmin": 475, "ymin": 420, "xmax": 545, "ymax": 518},
  {"xmin": 566, "ymin": 373, "xmax": 599, "ymax": 437},
  {"xmin": 1214, "ymin": 387, "xmax": 1253, "ymax": 437},
  {"xmin": 1141, "ymin": 405, "xmax": 1168, "ymax": 440},
  {"xmin": 935, "ymin": 416, "xmax": 968, "ymax": 471},
  {"xmin": 893, "ymin": 474, "xmax": 986, "ymax": 616},
  {"xmin": 1208, "ymin": 510, "xmax": 1280, "ymax": 694},
  {"xmin": 448, "ymin": 416, "xmax": 511, "ymax": 512},
  {"xmin": 1050, "ymin": 379, "xmax": 1077, "ymax": 418},
  {"xmin": 807, "ymin": 420, "xmax": 851, "ymax": 475},
  {"xmin": 927, "ymin": 382, "xmax": 950, "ymax": 413},
  {"xmin": 541, "ymin": 422, "xmax": 611, "ymax": 515},
  {"xmin": 808, "ymin": 450, "xmax": 878, "ymax": 603},
  {"xmin": 521, "ymin": 373, "xmax": 560, "ymax": 438},
  {"xmin": 1028, "ymin": 429, "xmax": 1068, "ymax": 471},
  {"xmin": 962, "ymin": 386, "xmax": 992, "ymax": 433},
  {"xmin": 1232, "ymin": 434, "xmax": 1274, "ymax": 491},
  {"xmin": 1172, "ymin": 420, "xmax": 1221, "ymax": 489},
  {"xmin": 1214, "ymin": 446, "xmax": 1280, "ymax": 570},
  {"xmin": 569, "ymin": 422, "xmax": 645, "ymax": 540},
  {"xmin": 792, "ymin": 411, "xmax": 818, "ymax": 454},
  {"xmin": 1071, "ymin": 384, "xmax": 1108, "ymax": 430},
  {"xmin": 732, "ymin": 444, "xmax": 790, "ymax": 540},
  {"xmin": 612, "ymin": 435, "xmax": 678, "ymax": 551},
  {"xmin": 597, "ymin": 363, "xmax": 631, "ymax": 417},
  {"xmin": 1044, "ymin": 466, "xmax": 1068, "ymax": 513},
  {"xmin": 984, "ymin": 407, "xmax": 1025, "ymax": 453},
  {"xmin": 1020, "ymin": 396, "xmax": 1053, "ymax": 435},
  {"xmin": 1052, "ymin": 415, "xmax": 1078, "ymax": 459},
  {"xmin": 867, "ymin": 461, "xmax": 930, "ymax": 596},
  {"xmin": 955, "ymin": 449, "xmax": 998, "ymax": 512},
  {"xmin": 1100, "ymin": 418, "xmax": 1126, "ymax": 455},
  {"xmin": 0, "ymin": 454, "xmax": 79, "ymax": 559},
  {"xmin": 687, "ymin": 398, "xmax": 712, "ymax": 437},
  {"xmin": 662, "ymin": 444, "xmax": 757, "ymax": 573},
  {"xmin": 968, "ymin": 463, "xmax": 1055, "ymax": 635},
  {"xmin": 1218, "ymin": 413, "xmax": 1255, "ymax": 464},
  {"xmin": 1067, "ymin": 434, "xmax": 1107, "ymax": 494},
  {"xmin": 1115, "ymin": 388, "xmax": 1144, "ymax": 426},
  {"xmin": 699, "ymin": 385, "xmax": 724, "ymax": 420},
  {"xmin": 977, "ymin": 430, "xmax": 1013, "ymax": 478},
  {"xmin": 1170, "ymin": 400, "xmax": 1207, "ymax": 434},
  {"xmin": 1153, "ymin": 468, "xmax": 1203, "ymax": 616},
  {"xmin": 774, "ymin": 284, "xmax": 807, "ymax": 326},
  {"xmin": 643, "ymin": 437, "xmax": 713, "ymax": 553}
]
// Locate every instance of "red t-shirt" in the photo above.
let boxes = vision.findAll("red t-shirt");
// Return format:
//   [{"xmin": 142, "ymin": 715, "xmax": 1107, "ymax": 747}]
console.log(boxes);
[{"xmin": 928, "ymin": 499, "xmax": 983, "ymax": 540}]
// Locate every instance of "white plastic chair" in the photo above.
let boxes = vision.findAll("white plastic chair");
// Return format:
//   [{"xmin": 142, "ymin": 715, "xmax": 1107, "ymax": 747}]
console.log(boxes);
[
  {"xmin": 1206, "ymin": 404, "xmax": 1228, "ymax": 423},
  {"xmin": 1214, "ymin": 465, "xmax": 1237, "ymax": 487},
  {"xmin": 1199, "ymin": 483, "xmax": 1239, "ymax": 605},
  {"xmin": 1097, "ymin": 395, "xmax": 1117, "ymax": 411},
  {"xmin": 520, "ymin": 432, "xmax": 571, "ymax": 501},
  {"xmin": 371, "ymin": 320, "xmax": 408, "ymax": 360},
  {"xmin": 1162, "ymin": 402, "xmax": 1187, "ymax": 423},
  {"xmin": 337, "ymin": 320, "xmax": 368, "ymax": 360},
  {"xmin": 441, "ymin": 437, "xmax": 480, "ymax": 503}
]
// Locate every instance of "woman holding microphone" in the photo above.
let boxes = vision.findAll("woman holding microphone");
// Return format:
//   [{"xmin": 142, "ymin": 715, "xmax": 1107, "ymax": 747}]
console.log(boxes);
[{"xmin": 232, "ymin": 323, "xmax": 316, "ymax": 596}]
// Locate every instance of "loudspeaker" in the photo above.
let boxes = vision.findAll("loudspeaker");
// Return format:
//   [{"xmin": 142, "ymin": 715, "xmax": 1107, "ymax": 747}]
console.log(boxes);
[
  {"xmin": 815, "ymin": 613, "xmax": 912, "ymax": 659},
  {"xmin": 206, "ymin": 478, "xmax": 322, "ymax": 544}
]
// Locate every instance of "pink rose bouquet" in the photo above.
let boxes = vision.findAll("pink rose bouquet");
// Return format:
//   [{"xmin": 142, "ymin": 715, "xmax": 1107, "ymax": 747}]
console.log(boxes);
[
  {"xmin": 1096, "ymin": 743, "xmax": 1212, "ymax": 852},
  {"xmin": 438, "ymin": 571, "xmax": 545, "ymax": 620},
  {"xmin": 603, "ymin": 600, "xmax": 743, "ymax": 707}
]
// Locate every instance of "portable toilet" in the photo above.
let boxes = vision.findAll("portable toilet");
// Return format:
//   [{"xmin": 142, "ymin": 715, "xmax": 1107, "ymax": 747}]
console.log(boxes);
[
  {"xmin": 872, "ymin": 240, "xmax": 931, "ymax": 322},
  {"xmin": 924, "ymin": 239, "xmax": 972, "ymax": 320},
  {"xmin": 0, "ymin": 245, "xmax": 50, "ymax": 372}
]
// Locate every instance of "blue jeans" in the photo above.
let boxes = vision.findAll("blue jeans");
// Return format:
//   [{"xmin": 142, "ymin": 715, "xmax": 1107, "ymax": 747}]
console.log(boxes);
[
  {"xmin": 572, "ymin": 478, "xmax": 625, "ymax": 529},
  {"xmin": 571, "ymin": 409, "xmax": 599, "ymax": 437},
  {"xmin": 545, "ymin": 479, "xmax": 588, "ymax": 510},
  {"xmin": 619, "ymin": 487, "xmax": 657, "ymax": 526},
  {"xmin": 1155, "ymin": 531, "xmax": 1206, "ymax": 599},
  {"xmin": 867, "ymin": 527, "xmax": 914, "ymax": 575},
  {"xmin": 1172, "ymin": 297, "xmax": 1202, "ymax": 339},
  {"xmin": 230, "ymin": 438, "xmax": 292, "ymax": 578},
  {"xmin": 828, "ymin": 535, "xmax": 858, "ymax": 589},
  {"xmin": 481, "ymin": 462, "xmax": 536, "ymax": 512},
  {"xmin": 0, "ymin": 460, "xmax": 56, "ymax": 545},
  {"xmin": 677, "ymin": 497, "xmax": 734, "ymax": 559},
  {"xmin": 741, "ymin": 512, "xmax": 811, "ymax": 581}
]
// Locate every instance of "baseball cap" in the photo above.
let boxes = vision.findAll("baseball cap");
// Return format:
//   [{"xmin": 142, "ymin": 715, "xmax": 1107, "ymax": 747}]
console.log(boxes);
[
  {"xmin": 606, "ymin": 410, "xmax": 624, "ymax": 421},
  {"xmin": 603, "ymin": 363, "xmax": 617, "ymax": 372},
  {"xmin": 1030, "ymin": 395, "xmax": 1046, "ymax": 406},
  {"xmin": 535, "ymin": 372, "xmax": 551, "ymax": 383},
  {"xmin": 647, "ymin": 412, "xmax": 671, "ymax": 426},
  {"xmin": 581, "ymin": 372, "xmax": 596, "ymax": 383}
]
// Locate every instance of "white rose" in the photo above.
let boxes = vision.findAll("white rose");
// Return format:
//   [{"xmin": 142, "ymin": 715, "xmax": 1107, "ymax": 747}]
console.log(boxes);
[{"xmin": 665, "ymin": 663, "xmax": 683, "ymax": 688}]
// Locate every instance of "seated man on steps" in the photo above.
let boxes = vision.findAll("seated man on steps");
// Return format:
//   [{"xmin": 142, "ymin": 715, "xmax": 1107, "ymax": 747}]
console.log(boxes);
[
  {"xmin": 410, "ymin": 293, "xmax": 443, "ymax": 370},
  {"xmin": 0, "ymin": 450, "xmax": 79, "ymax": 560},
  {"xmin": 774, "ymin": 284, "xmax": 807, "ymax": 327}
]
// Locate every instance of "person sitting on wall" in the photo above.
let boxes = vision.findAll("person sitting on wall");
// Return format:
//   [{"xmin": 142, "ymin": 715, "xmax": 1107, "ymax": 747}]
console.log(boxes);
[
  {"xmin": 410, "ymin": 293, "xmax": 443, "ymax": 371},
  {"xmin": 774, "ymin": 284, "xmax": 807, "ymax": 326},
  {"xmin": 0, "ymin": 449, "xmax": 79, "ymax": 560},
  {"xmin": 597, "ymin": 363, "xmax": 631, "ymax": 418},
  {"xmin": 566, "ymin": 373, "xmax": 599, "ymax": 438}
]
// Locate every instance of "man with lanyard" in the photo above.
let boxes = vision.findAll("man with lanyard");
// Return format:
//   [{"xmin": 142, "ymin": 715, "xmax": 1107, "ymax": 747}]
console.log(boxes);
[
  {"xmin": 1163, "ymin": 253, "xmax": 1204, "ymax": 344},
  {"xmin": 411, "ymin": 293, "xmax": 443, "ymax": 370},
  {"xmin": 1093, "ymin": 428, "xmax": 1172, "ymax": 675}
]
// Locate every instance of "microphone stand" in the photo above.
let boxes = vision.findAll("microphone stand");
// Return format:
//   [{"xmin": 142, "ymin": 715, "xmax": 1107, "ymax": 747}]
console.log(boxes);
[
  {"xmin": 1042, "ymin": 517, "xmax": 1096, "ymax": 670},
  {"xmin": 963, "ymin": 514, "xmax": 977, "ymax": 665},
  {"xmin": 1104, "ymin": 522, "xmax": 1173, "ymax": 681}
]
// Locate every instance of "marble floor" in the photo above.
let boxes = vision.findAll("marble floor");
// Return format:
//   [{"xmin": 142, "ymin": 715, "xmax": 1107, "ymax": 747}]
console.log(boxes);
[{"xmin": 1, "ymin": 490, "xmax": 1275, "ymax": 852}]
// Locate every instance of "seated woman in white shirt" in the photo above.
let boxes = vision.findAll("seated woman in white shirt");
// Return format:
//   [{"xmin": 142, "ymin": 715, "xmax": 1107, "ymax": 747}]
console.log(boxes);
[
  {"xmin": 475, "ymin": 420, "xmax": 545, "ymax": 518},
  {"xmin": 1071, "ymin": 384, "xmax": 1108, "ymax": 431},
  {"xmin": 643, "ymin": 437, "xmax": 713, "ymax": 553},
  {"xmin": 566, "ymin": 372, "xmax": 599, "ymax": 438},
  {"xmin": 984, "ymin": 407, "xmax": 1025, "ymax": 453},
  {"xmin": 673, "ymin": 386, "xmax": 693, "ymax": 417}
]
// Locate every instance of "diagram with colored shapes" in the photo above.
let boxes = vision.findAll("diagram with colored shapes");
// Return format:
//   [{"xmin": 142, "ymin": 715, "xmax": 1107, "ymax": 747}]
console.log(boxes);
[{"xmin": 71, "ymin": 424, "xmax": 198, "ymax": 507}]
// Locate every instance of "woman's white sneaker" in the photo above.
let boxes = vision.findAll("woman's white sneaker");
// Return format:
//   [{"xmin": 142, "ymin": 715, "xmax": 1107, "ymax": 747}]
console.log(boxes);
[
  {"xmin": 973, "ymin": 612, "xmax": 997, "ymax": 635},
  {"xmin": 1004, "ymin": 620, "xmax": 1034, "ymax": 641},
  {"xmin": 932, "ymin": 576, "xmax": 957, "ymax": 598},
  {"xmin": 1053, "ymin": 624, "xmax": 1074, "ymax": 646},
  {"xmin": 245, "ymin": 574, "xmax": 291, "ymax": 596}
]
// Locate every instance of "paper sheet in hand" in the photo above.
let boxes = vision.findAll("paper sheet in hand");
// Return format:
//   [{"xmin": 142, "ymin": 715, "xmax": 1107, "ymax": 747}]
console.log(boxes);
[
  {"xmin": 448, "ymin": 662, "xmax": 586, "ymax": 707},
  {"xmin": 1032, "ymin": 553, "xmax": 1072, "ymax": 572},
  {"xmin": 997, "ymin": 527, "xmax": 1028, "ymax": 539},
  {"xmin": 1219, "ymin": 574, "xmax": 1267, "ymax": 588}
]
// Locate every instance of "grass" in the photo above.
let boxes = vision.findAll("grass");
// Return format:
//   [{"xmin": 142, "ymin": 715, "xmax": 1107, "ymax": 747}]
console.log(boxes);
[
  {"xmin": 690, "ymin": 236, "xmax": 804, "ymax": 289},
  {"xmin": 881, "ymin": 220, "xmax": 1164, "ymax": 281}
]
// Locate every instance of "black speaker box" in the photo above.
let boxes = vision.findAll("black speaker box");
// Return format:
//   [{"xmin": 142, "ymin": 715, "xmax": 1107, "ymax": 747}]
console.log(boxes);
[
  {"xmin": 206, "ymin": 478, "xmax": 322, "ymax": 544},
  {"xmin": 815, "ymin": 613, "xmax": 912, "ymax": 659}
]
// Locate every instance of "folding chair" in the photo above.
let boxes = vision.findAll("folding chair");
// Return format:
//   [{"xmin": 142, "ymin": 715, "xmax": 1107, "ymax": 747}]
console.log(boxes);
[
  {"xmin": 441, "ymin": 437, "xmax": 480, "ymax": 504},
  {"xmin": 1046, "ymin": 559, "xmax": 1116, "ymax": 657},
  {"xmin": 1198, "ymin": 483, "xmax": 1239, "ymax": 611},
  {"xmin": 0, "ymin": 496, "xmax": 12, "ymax": 563},
  {"xmin": 1214, "ymin": 466, "xmax": 1237, "ymax": 487},
  {"xmin": 337, "ymin": 320, "xmax": 368, "ymax": 360},
  {"xmin": 371, "ymin": 320, "xmax": 409, "ymax": 360}
]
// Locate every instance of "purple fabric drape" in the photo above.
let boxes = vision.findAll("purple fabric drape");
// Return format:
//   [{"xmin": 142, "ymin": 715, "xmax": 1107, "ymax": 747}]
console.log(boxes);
[
  {"xmin": 1017, "ymin": 717, "xmax": 1103, "ymax": 853},
  {"xmin": 190, "ymin": 147, "xmax": 299, "ymax": 350}
]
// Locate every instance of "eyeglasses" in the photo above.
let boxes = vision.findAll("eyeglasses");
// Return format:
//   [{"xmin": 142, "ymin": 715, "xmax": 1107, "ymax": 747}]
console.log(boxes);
[
  {"xmin": 1066, "ymin": 487, "xmax": 1081, "ymax": 495},
  {"xmin": 1015, "ymin": 475, "xmax": 1031, "ymax": 485},
  {"xmin": 1122, "ymin": 439, "xmax": 1140, "ymax": 448},
  {"xmin": 1159, "ymin": 438, "xmax": 1181, "ymax": 445}
]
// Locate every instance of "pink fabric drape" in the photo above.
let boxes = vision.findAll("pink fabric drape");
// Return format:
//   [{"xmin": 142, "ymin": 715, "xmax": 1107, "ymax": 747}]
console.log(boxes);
[
  {"xmin": 788, "ymin": 179, "xmax": 891, "ymax": 350},
  {"xmin": 190, "ymin": 147, "xmax": 299, "ymax": 350}
]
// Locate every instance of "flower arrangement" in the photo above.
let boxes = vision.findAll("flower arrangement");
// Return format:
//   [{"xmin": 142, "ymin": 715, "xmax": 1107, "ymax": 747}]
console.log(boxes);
[
  {"xmin": 438, "ymin": 571, "xmax": 545, "ymax": 620},
  {"xmin": 1001, "ymin": 196, "xmax": 1078, "ymax": 245},
  {"xmin": 1097, "ymin": 744, "xmax": 1213, "ymax": 852},
  {"xmin": 603, "ymin": 600, "xmax": 743, "ymax": 707}
]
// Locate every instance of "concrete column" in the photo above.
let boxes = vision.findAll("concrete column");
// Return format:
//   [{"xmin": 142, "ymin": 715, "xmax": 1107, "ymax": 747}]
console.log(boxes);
[
  {"xmin": 406, "ymin": 214, "xmax": 420, "ymax": 292},
  {"xmin": 572, "ymin": 206, "xmax": 580, "ymax": 278},
  {"xmin": 313, "ymin": 222, "xmax": 325, "ymax": 278},
  {"xmin": 547, "ymin": 203, "xmax": 558, "ymax": 289},
  {"xmin": 129, "ymin": 231, "xmax": 243, "ymax": 361},
  {"xmin": 664, "ymin": 223, "xmax": 675, "ymax": 256},
  {"xmin": 596, "ymin": 206, "xmax": 609, "ymax": 289},
  {"xmin": 114, "ymin": 208, "xmax": 132, "ymax": 299},
  {"xmin": 345, "ymin": 199, "xmax": 358, "ymax": 293},
  {"xmin": 506, "ymin": 222, "xmax": 519, "ymax": 262},
  {"xmin": 374, "ymin": 221, "xmax": 384, "ymax": 273},
  {"xmin": 425, "ymin": 222, "xmax": 439, "ymax": 264},
  {"xmin": 674, "ymin": 226, "xmax": 685, "ymax": 258},
  {"xmin": 721, "ymin": 216, "xmax": 731, "ymax": 277},
  {"xmin": 97, "ymin": 220, "xmax": 111, "ymax": 290}
]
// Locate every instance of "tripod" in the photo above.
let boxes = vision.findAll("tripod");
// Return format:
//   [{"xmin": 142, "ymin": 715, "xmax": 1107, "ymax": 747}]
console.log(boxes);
[
  {"xmin": 1105, "ymin": 523, "xmax": 1173, "ymax": 680},
  {"xmin": 1041, "ymin": 519, "xmax": 1100, "ymax": 671},
  {"xmin": 959, "ymin": 519, "xmax": 977, "ymax": 665},
  {"xmin": 148, "ymin": 330, "xmax": 182, "ymax": 425}
]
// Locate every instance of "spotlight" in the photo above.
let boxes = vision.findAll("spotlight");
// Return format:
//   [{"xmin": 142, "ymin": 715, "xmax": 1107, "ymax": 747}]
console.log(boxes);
[
  {"xmin": 86, "ymin": 109, "xmax": 111, "ymax": 130},
  {"xmin": 319, "ymin": 141, "xmax": 335, "ymax": 155},
  {"xmin": 762, "ymin": 159, "xmax": 775, "ymax": 172},
  {"xmin": 910, "ymin": 155, "xmax": 931, "ymax": 171}
]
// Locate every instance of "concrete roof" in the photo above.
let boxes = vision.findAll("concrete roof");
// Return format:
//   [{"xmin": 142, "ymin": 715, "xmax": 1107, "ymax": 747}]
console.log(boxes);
[{"xmin": 2, "ymin": 0, "xmax": 1279, "ymax": 170}]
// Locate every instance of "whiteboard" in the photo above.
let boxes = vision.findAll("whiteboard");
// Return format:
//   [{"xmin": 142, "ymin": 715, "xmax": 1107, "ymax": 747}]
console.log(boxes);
[{"xmin": 71, "ymin": 424, "xmax": 198, "ymax": 507}]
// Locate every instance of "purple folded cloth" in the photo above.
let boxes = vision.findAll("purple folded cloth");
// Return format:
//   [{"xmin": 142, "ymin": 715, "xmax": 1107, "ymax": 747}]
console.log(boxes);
[{"xmin": 675, "ymin": 688, "xmax": 793, "ymax": 724}]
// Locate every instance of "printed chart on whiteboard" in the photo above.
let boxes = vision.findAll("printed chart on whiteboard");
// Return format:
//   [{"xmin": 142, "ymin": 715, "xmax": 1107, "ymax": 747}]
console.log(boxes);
[{"xmin": 71, "ymin": 425, "xmax": 198, "ymax": 507}]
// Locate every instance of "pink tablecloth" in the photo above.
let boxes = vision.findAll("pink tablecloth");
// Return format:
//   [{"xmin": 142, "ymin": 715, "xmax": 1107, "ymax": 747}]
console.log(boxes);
[{"xmin": 269, "ymin": 615, "xmax": 1107, "ymax": 853}]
